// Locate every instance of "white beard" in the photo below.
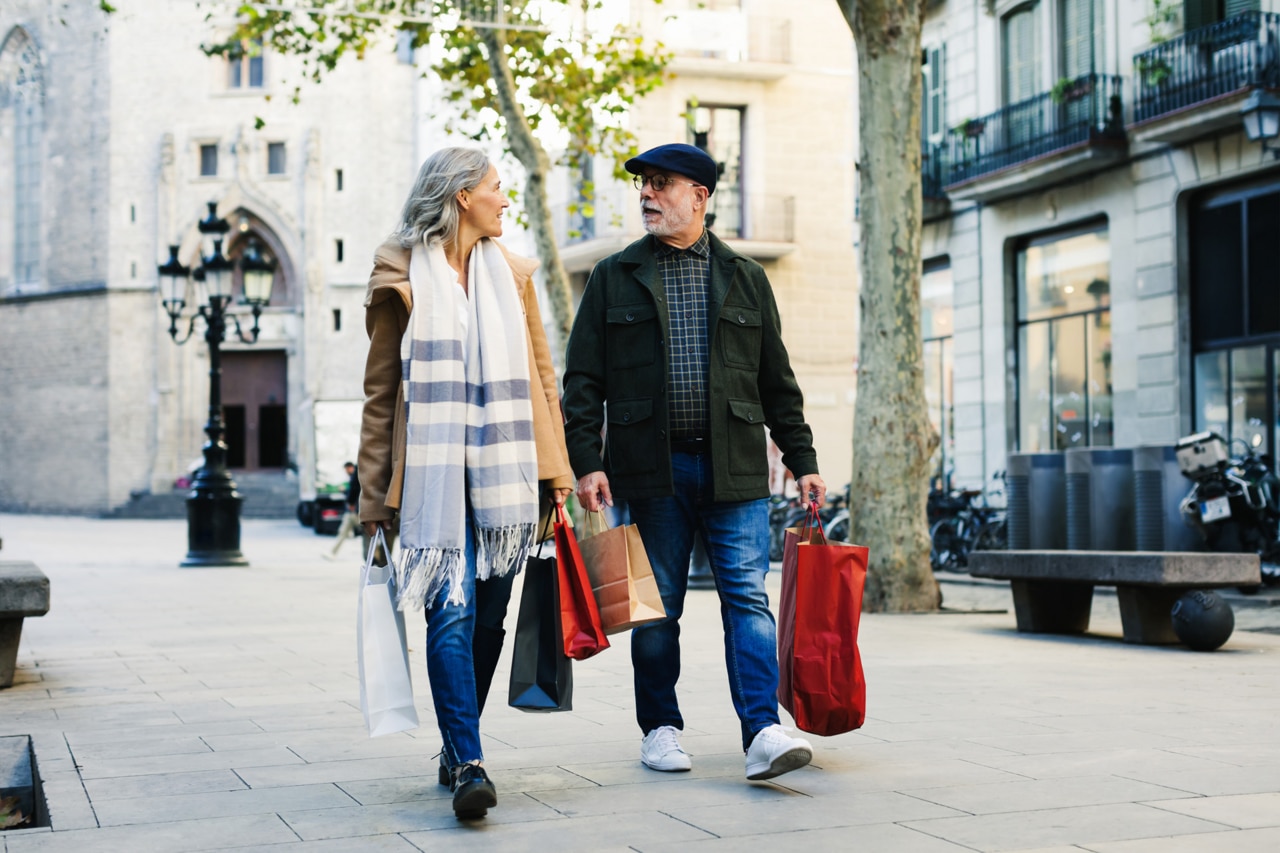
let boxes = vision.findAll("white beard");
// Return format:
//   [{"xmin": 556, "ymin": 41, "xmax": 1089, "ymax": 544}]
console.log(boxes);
[{"xmin": 642, "ymin": 195, "xmax": 696, "ymax": 237}]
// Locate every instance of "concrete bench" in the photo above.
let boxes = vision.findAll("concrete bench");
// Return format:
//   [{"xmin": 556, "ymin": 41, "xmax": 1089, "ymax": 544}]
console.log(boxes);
[
  {"xmin": 968, "ymin": 551, "xmax": 1260, "ymax": 644},
  {"xmin": 0, "ymin": 562, "xmax": 50, "ymax": 688}
]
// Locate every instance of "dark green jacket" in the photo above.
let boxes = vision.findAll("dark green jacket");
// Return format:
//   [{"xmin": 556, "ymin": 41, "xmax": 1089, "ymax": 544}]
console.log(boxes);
[{"xmin": 562, "ymin": 232, "xmax": 819, "ymax": 502}]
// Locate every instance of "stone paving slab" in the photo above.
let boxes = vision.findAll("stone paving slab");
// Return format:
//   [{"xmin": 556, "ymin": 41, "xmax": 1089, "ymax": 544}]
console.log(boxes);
[{"xmin": 3, "ymin": 513, "xmax": 1280, "ymax": 852}]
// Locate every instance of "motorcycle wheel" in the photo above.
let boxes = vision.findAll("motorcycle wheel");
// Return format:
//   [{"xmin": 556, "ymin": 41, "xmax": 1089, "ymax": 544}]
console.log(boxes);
[
  {"xmin": 827, "ymin": 512, "xmax": 850, "ymax": 543},
  {"xmin": 930, "ymin": 519, "xmax": 961, "ymax": 573}
]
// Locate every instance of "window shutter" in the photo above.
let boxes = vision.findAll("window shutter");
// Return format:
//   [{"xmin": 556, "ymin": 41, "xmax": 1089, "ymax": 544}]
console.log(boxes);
[
  {"xmin": 922, "ymin": 45, "xmax": 946, "ymax": 143},
  {"xmin": 1225, "ymin": 0, "xmax": 1260, "ymax": 20},
  {"xmin": 1060, "ymin": 0, "xmax": 1095, "ymax": 79},
  {"xmin": 1004, "ymin": 4, "xmax": 1040, "ymax": 104}
]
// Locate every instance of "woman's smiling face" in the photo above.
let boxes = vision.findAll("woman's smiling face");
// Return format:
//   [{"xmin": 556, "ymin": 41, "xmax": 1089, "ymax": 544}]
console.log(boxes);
[{"xmin": 460, "ymin": 164, "xmax": 509, "ymax": 239}]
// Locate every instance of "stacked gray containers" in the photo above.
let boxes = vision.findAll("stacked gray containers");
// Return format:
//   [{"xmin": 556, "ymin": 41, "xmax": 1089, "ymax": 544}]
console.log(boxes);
[
  {"xmin": 1065, "ymin": 448, "xmax": 1135, "ymax": 550},
  {"xmin": 1133, "ymin": 445, "xmax": 1200, "ymax": 551},
  {"xmin": 1006, "ymin": 452, "xmax": 1066, "ymax": 549}
]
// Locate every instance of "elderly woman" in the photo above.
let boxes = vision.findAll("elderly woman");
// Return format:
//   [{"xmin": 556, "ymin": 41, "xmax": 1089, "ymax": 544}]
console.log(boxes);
[{"xmin": 359, "ymin": 147, "xmax": 573, "ymax": 819}]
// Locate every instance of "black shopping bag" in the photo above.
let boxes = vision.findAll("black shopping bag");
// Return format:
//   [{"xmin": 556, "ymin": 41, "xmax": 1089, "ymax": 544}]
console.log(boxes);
[{"xmin": 508, "ymin": 550, "xmax": 573, "ymax": 712}]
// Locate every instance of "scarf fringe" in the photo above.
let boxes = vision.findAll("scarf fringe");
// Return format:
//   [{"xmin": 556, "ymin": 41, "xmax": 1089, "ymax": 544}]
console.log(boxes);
[
  {"xmin": 474, "ymin": 522, "xmax": 536, "ymax": 583},
  {"xmin": 395, "ymin": 546, "xmax": 466, "ymax": 611}
]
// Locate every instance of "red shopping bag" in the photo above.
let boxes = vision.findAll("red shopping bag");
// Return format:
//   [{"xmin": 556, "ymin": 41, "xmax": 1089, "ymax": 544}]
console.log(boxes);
[
  {"xmin": 777, "ymin": 502, "xmax": 868, "ymax": 736},
  {"xmin": 553, "ymin": 503, "xmax": 611, "ymax": 660}
]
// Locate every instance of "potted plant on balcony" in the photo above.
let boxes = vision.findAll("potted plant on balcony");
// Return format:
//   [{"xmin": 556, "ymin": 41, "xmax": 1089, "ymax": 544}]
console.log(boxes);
[
  {"xmin": 956, "ymin": 117, "xmax": 985, "ymax": 138},
  {"xmin": 1050, "ymin": 76, "xmax": 1095, "ymax": 104},
  {"xmin": 1135, "ymin": 55, "xmax": 1173, "ymax": 88}
]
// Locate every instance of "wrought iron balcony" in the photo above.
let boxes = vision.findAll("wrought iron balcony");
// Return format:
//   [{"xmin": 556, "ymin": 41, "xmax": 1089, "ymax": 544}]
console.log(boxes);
[
  {"xmin": 922, "ymin": 144, "xmax": 950, "ymax": 221},
  {"xmin": 944, "ymin": 73, "xmax": 1125, "ymax": 190},
  {"xmin": 1132, "ymin": 11, "xmax": 1280, "ymax": 127}
]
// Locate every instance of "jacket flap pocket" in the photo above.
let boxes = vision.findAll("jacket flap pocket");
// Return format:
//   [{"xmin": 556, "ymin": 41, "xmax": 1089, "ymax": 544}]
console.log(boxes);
[
  {"xmin": 720, "ymin": 307, "xmax": 762, "ymax": 327},
  {"xmin": 728, "ymin": 398, "xmax": 764, "ymax": 424},
  {"xmin": 607, "ymin": 303, "xmax": 657, "ymax": 325},
  {"xmin": 608, "ymin": 398, "xmax": 654, "ymax": 425}
]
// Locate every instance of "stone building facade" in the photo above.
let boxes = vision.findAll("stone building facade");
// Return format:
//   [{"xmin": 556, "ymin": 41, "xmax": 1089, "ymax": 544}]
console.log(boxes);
[
  {"xmin": 0, "ymin": 1, "xmax": 417, "ymax": 513},
  {"xmin": 919, "ymin": 0, "xmax": 1280, "ymax": 492}
]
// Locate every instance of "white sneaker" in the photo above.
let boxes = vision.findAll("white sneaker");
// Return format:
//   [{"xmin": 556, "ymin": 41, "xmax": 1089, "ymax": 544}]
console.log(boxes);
[
  {"xmin": 745, "ymin": 724, "xmax": 812, "ymax": 780},
  {"xmin": 640, "ymin": 725, "xmax": 692, "ymax": 772}
]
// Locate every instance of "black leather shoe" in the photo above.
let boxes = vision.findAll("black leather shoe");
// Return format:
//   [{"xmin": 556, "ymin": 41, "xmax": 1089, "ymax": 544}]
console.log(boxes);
[
  {"xmin": 451, "ymin": 764, "xmax": 497, "ymax": 819},
  {"xmin": 437, "ymin": 751, "xmax": 449, "ymax": 787}
]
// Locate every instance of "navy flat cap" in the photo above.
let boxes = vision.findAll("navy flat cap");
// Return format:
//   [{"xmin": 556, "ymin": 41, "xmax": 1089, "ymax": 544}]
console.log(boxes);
[{"xmin": 625, "ymin": 143, "xmax": 717, "ymax": 195}]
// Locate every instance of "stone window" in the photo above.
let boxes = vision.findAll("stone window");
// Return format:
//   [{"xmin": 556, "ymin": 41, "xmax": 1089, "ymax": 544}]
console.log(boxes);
[
  {"xmin": 227, "ymin": 38, "xmax": 264, "ymax": 89},
  {"xmin": 200, "ymin": 143, "xmax": 218, "ymax": 177},
  {"xmin": 267, "ymin": 142, "xmax": 286, "ymax": 175},
  {"xmin": 688, "ymin": 104, "xmax": 744, "ymax": 238},
  {"xmin": 1015, "ymin": 220, "xmax": 1112, "ymax": 452},
  {"xmin": 0, "ymin": 27, "xmax": 43, "ymax": 292}
]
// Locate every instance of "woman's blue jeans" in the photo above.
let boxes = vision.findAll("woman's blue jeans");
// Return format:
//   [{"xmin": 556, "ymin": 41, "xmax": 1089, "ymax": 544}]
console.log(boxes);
[
  {"xmin": 627, "ymin": 451, "xmax": 781, "ymax": 750},
  {"xmin": 424, "ymin": 513, "xmax": 483, "ymax": 767}
]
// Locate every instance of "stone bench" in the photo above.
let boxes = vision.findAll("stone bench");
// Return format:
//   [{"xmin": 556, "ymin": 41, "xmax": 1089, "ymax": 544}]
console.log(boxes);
[
  {"xmin": 968, "ymin": 551, "xmax": 1260, "ymax": 645},
  {"xmin": 0, "ymin": 562, "xmax": 50, "ymax": 688}
]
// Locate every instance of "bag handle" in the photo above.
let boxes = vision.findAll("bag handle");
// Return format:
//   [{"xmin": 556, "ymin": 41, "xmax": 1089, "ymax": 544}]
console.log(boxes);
[
  {"xmin": 802, "ymin": 500, "xmax": 828, "ymax": 545},
  {"xmin": 584, "ymin": 509, "xmax": 611, "ymax": 537},
  {"xmin": 362, "ymin": 526, "xmax": 391, "ymax": 584},
  {"xmin": 534, "ymin": 497, "xmax": 556, "ymax": 558}
]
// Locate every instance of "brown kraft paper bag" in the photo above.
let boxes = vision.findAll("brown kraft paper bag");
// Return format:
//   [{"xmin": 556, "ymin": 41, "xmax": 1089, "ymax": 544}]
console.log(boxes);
[{"xmin": 577, "ymin": 512, "xmax": 666, "ymax": 635}]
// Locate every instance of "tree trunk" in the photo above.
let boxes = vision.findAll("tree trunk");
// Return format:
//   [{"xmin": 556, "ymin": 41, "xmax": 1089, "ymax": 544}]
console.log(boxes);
[
  {"xmin": 480, "ymin": 29, "xmax": 575, "ymax": 344},
  {"xmin": 840, "ymin": 0, "xmax": 940, "ymax": 611}
]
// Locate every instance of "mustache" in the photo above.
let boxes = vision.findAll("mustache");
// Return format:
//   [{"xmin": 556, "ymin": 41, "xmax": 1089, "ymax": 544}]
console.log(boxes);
[{"xmin": 641, "ymin": 204, "xmax": 663, "ymax": 214}]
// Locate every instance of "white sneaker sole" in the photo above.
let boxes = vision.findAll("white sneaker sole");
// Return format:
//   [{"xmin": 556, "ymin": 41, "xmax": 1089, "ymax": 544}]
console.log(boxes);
[
  {"xmin": 642, "ymin": 755, "xmax": 692, "ymax": 772},
  {"xmin": 746, "ymin": 744, "xmax": 812, "ymax": 780}
]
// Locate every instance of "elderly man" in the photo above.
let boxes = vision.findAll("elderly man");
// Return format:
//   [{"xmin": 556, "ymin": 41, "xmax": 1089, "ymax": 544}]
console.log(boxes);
[{"xmin": 563, "ymin": 143, "xmax": 827, "ymax": 781}]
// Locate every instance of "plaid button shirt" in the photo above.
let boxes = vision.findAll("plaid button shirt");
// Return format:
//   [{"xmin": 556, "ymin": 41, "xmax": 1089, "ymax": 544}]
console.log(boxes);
[{"xmin": 657, "ymin": 230, "xmax": 711, "ymax": 442}]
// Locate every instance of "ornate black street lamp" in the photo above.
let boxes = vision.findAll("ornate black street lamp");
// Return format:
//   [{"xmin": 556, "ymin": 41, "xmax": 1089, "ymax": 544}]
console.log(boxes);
[{"xmin": 158, "ymin": 202, "xmax": 276, "ymax": 566}]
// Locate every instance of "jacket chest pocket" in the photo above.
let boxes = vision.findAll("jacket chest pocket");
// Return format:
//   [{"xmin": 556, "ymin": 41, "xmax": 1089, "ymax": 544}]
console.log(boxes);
[
  {"xmin": 718, "ymin": 306, "xmax": 762, "ymax": 370},
  {"xmin": 607, "ymin": 303, "xmax": 658, "ymax": 369}
]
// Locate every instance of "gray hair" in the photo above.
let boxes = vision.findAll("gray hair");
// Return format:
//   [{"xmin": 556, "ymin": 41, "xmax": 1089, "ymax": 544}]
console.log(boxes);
[{"xmin": 395, "ymin": 147, "xmax": 492, "ymax": 249}]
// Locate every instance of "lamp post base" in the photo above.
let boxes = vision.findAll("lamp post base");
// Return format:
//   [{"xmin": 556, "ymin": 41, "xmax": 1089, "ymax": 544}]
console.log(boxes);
[{"xmin": 181, "ymin": 492, "xmax": 249, "ymax": 567}]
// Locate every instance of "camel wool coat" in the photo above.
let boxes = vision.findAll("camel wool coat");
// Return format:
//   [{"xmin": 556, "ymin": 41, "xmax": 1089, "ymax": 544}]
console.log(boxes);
[{"xmin": 358, "ymin": 236, "xmax": 574, "ymax": 523}]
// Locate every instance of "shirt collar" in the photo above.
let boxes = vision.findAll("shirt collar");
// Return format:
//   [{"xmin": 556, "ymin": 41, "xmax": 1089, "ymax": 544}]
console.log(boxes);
[{"xmin": 654, "ymin": 230, "xmax": 711, "ymax": 259}]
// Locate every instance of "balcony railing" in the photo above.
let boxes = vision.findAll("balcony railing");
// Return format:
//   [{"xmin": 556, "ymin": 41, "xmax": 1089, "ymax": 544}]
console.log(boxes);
[
  {"xmin": 1132, "ymin": 11, "xmax": 1280, "ymax": 125},
  {"xmin": 709, "ymin": 191, "xmax": 795, "ymax": 243},
  {"xmin": 944, "ymin": 73, "xmax": 1124, "ymax": 187},
  {"xmin": 664, "ymin": 12, "xmax": 791, "ymax": 65},
  {"xmin": 922, "ymin": 144, "xmax": 947, "ymax": 199}
]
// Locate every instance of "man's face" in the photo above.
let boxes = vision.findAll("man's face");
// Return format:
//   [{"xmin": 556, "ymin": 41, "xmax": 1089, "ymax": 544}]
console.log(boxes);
[{"xmin": 639, "ymin": 171, "xmax": 698, "ymax": 238}]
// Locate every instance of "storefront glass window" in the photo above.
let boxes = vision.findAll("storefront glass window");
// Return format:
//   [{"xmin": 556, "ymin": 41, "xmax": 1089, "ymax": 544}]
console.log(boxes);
[
  {"xmin": 1016, "ymin": 222, "xmax": 1112, "ymax": 451},
  {"xmin": 922, "ymin": 259, "xmax": 954, "ymax": 484}
]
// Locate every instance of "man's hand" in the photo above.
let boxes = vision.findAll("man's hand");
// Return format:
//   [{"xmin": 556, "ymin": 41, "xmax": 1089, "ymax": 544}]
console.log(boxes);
[
  {"xmin": 797, "ymin": 474, "xmax": 827, "ymax": 510},
  {"xmin": 362, "ymin": 519, "xmax": 393, "ymax": 538},
  {"xmin": 576, "ymin": 471, "xmax": 613, "ymax": 512}
]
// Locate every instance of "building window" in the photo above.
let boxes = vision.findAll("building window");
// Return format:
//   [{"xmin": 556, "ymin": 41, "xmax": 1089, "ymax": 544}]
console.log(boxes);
[
  {"xmin": 1016, "ymin": 221, "xmax": 1112, "ymax": 452},
  {"xmin": 200, "ymin": 143, "xmax": 218, "ymax": 177},
  {"xmin": 1, "ymin": 28, "xmax": 43, "ymax": 289},
  {"xmin": 922, "ymin": 45, "xmax": 946, "ymax": 145},
  {"xmin": 1003, "ymin": 3, "xmax": 1041, "ymax": 105},
  {"xmin": 1191, "ymin": 182, "xmax": 1280, "ymax": 459},
  {"xmin": 335, "ymin": 168, "xmax": 344, "ymax": 191},
  {"xmin": 267, "ymin": 142, "xmax": 286, "ymax": 175},
  {"xmin": 228, "ymin": 38, "xmax": 264, "ymax": 89},
  {"xmin": 689, "ymin": 104, "xmax": 744, "ymax": 238},
  {"xmin": 1185, "ymin": 0, "xmax": 1259, "ymax": 31},
  {"xmin": 922, "ymin": 258, "xmax": 954, "ymax": 484},
  {"xmin": 335, "ymin": 238, "xmax": 344, "ymax": 262}
]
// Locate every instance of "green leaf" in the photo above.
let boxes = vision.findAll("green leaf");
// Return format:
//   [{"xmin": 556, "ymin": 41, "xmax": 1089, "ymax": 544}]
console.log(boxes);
[
  {"xmin": 254, "ymin": 116, "xmax": 266, "ymax": 130},
  {"xmin": 99, "ymin": 1, "xmax": 117, "ymax": 13}
]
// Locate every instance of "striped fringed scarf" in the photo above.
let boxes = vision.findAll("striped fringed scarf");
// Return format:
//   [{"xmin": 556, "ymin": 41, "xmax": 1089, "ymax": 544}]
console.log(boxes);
[{"xmin": 395, "ymin": 238, "xmax": 538, "ymax": 610}]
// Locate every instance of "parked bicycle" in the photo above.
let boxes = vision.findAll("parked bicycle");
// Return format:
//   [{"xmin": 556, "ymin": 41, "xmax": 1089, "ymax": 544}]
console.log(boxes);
[
  {"xmin": 768, "ymin": 484, "xmax": 852, "ymax": 561},
  {"xmin": 929, "ymin": 474, "xmax": 1007, "ymax": 572}
]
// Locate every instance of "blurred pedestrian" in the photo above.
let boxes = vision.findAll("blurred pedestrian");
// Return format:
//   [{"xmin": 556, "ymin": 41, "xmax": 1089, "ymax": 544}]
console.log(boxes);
[{"xmin": 327, "ymin": 462, "xmax": 361, "ymax": 559}]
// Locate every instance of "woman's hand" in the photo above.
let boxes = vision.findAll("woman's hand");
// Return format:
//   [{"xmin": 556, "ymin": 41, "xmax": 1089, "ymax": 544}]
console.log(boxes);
[
  {"xmin": 362, "ymin": 519, "xmax": 393, "ymax": 538},
  {"xmin": 550, "ymin": 487, "xmax": 573, "ymax": 506}
]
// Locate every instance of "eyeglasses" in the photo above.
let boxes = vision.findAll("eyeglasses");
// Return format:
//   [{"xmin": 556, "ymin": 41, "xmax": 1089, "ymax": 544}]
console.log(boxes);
[{"xmin": 632, "ymin": 173, "xmax": 701, "ymax": 192}]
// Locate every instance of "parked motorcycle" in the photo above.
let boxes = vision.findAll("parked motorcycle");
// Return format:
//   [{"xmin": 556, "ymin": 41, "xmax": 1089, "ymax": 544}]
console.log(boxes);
[
  {"xmin": 928, "ymin": 474, "xmax": 1007, "ymax": 572},
  {"xmin": 1176, "ymin": 431, "xmax": 1280, "ymax": 590}
]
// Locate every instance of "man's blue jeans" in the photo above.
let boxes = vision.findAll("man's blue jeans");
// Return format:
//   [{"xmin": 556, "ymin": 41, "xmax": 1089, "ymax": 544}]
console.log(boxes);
[
  {"xmin": 627, "ymin": 451, "xmax": 781, "ymax": 751},
  {"xmin": 424, "ymin": 510, "xmax": 483, "ymax": 767}
]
